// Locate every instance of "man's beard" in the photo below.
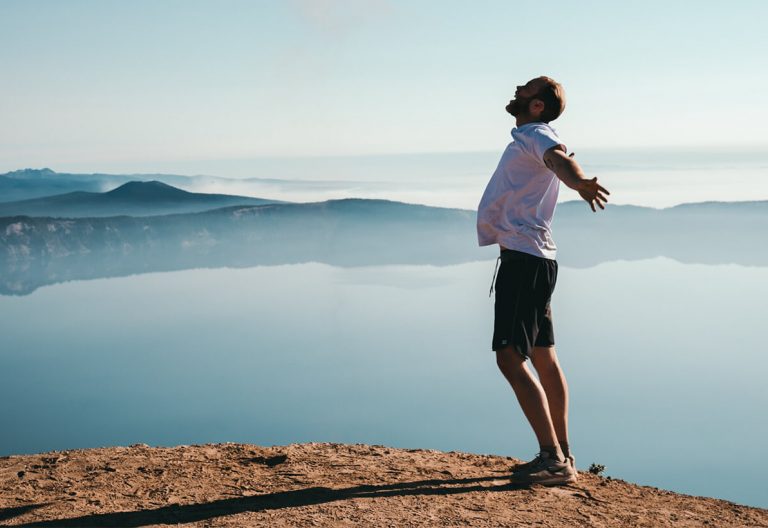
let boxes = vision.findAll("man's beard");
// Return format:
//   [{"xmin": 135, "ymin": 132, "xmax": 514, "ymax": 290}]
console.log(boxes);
[{"xmin": 506, "ymin": 96, "xmax": 533, "ymax": 117}]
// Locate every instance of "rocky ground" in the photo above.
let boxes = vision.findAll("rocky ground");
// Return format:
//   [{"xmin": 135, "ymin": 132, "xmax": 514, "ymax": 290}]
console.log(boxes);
[{"xmin": 1, "ymin": 442, "xmax": 766, "ymax": 527}]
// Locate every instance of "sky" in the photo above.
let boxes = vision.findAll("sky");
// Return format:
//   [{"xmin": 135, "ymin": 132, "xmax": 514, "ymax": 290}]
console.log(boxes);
[{"xmin": 1, "ymin": 0, "xmax": 767, "ymax": 170}]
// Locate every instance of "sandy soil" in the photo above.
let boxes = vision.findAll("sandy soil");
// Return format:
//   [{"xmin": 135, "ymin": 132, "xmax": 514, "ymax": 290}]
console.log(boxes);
[{"xmin": 1, "ymin": 442, "xmax": 766, "ymax": 527}]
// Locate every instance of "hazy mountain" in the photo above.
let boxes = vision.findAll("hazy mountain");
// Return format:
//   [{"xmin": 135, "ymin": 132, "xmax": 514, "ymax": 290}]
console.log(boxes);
[
  {"xmin": 0, "ymin": 168, "xmax": 228, "ymax": 203},
  {"xmin": 0, "ymin": 168, "xmax": 359, "ymax": 204},
  {"xmin": 0, "ymin": 180, "xmax": 283, "ymax": 218},
  {"xmin": 0, "ymin": 199, "xmax": 481, "ymax": 295},
  {"xmin": 0, "ymin": 199, "xmax": 765, "ymax": 295},
  {"xmin": 552, "ymin": 200, "xmax": 768, "ymax": 267},
  {"xmin": 0, "ymin": 169, "xmax": 120, "ymax": 202}
]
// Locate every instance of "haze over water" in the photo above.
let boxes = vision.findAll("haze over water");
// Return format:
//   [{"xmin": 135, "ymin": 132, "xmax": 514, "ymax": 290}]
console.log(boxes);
[{"xmin": 49, "ymin": 147, "xmax": 768, "ymax": 210}]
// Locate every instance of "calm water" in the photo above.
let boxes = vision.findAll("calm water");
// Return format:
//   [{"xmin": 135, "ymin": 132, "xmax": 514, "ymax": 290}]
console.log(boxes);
[{"xmin": 1, "ymin": 258, "xmax": 766, "ymax": 508}]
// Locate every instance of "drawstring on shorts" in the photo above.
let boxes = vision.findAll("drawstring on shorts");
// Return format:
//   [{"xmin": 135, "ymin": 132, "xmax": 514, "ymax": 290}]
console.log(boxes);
[{"xmin": 489, "ymin": 256, "xmax": 501, "ymax": 297}]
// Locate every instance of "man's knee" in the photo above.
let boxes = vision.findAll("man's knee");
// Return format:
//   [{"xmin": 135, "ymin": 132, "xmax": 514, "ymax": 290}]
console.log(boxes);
[
  {"xmin": 496, "ymin": 346, "xmax": 527, "ymax": 376},
  {"xmin": 531, "ymin": 346, "xmax": 561, "ymax": 374}
]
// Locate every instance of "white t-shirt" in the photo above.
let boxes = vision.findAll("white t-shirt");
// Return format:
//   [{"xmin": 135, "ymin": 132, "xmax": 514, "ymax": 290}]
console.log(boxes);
[{"xmin": 476, "ymin": 122, "xmax": 565, "ymax": 260}]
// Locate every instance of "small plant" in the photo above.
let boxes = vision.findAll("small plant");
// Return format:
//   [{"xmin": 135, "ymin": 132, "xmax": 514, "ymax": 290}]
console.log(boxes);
[{"xmin": 588, "ymin": 463, "xmax": 606, "ymax": 476}]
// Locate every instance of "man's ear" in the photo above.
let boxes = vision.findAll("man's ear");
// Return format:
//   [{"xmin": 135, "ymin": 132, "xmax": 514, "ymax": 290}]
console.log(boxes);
[{"xmin": 530, "ymin": 98, "xmax": 545, "ymax": 117}]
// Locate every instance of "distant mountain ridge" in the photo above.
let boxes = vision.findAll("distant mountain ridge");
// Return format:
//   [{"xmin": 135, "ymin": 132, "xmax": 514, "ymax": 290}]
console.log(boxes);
[
  {"xmin": 0, "ymin": 198, "xmax": 480, "ymax": 295},
  {"xmin": 0, "ymin": 198, "xmax": 767, "ymax": 295},
  {"xmin": 0, "ymin": 167, "xmax": 359, "ymax": 205},
  {"xmin": 553, "ymin": 199, "xmax": 768, "ymax": 267},
  {"xmin": 0, "ymin": 180, "xmax": 283, "ymax": 218},
  {"xmin": 2, "ymin": 168, "xmax": 190, "ymax": 183},
  {"xmin": 0, "ymin": 168, "xmax": 214, "ymax": 203},
  {"xmin": 3, "ymin": 168, "xmax": 59, "ymax": 179}
]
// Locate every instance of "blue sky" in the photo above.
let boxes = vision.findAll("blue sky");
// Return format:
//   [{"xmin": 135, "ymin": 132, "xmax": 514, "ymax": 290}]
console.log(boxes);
[{"xmin": 1, "ymin": 0, "xmax": 767, "ymax": 169}]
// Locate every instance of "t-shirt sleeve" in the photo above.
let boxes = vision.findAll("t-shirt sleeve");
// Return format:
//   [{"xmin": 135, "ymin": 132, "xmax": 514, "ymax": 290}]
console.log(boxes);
[{"xmin": 529, "ymin": 126, "xmax": 565, "ymax": 165}]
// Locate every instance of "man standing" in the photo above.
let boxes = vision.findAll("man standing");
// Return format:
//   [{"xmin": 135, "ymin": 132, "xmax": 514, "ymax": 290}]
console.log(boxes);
[{"xmin": 477, "ymin": 76, "xmax": 609, "ymax": 486}]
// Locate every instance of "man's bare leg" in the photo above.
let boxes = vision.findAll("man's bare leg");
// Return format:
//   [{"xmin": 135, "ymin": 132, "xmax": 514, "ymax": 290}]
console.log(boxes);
[
  {"xmin": 496, "ymin": 346, "xmax": 562, "ymax": 458},
  {"xmin": 530, "ymin": 346, "xmax": 570, "ymax": 451}
]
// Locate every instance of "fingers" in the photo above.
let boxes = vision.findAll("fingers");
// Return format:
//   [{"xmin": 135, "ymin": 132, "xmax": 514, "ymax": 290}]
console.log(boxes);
[
  {"xmin": 589, "ymin": 197, "xmax": 605, "ymax": 211},
  {"xmin": 587, "ymin": 189, "xmax": 608, "ymax": 212},
  {"xmin": 588, "ymin": 176, "xmax": 610, "ymax": 196},
  {"xmin": 580, "ymin": 173, "xmax": 611, "ymax": 208},
  {"xmin": 580, "ymin": 179, "xmax": 609, "ymax": 212}
]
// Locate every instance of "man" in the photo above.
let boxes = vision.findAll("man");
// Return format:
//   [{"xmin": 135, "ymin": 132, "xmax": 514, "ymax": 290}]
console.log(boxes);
[{"xmin": 477, "ymin": 76, "xmax": 609, "ymax": 486}]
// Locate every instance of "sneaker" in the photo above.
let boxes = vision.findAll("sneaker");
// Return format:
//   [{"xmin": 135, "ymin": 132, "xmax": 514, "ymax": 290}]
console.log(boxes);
[
  {"xmin": 512, "ymin": 450, "xmax": 568, "ymax": 472},
  {"xmin": 513, "ymin": 451, "xmax": 576, "ymax": 472},
  {"xmin": 510, "ymin": 452, "xmax": 577, "ymax": 486},
  {"xmin": 566, "ymin": 454, "xmax": 578, "ymax": 481},
  {"xmin": 511, "ymin": 452, "xmax": 548, "ymax": 474}
]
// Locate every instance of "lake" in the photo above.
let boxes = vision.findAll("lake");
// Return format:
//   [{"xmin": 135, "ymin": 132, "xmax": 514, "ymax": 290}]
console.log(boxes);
[{"xmin": 1, "ymin": 257, "xmax": 766, "ymax": 508}]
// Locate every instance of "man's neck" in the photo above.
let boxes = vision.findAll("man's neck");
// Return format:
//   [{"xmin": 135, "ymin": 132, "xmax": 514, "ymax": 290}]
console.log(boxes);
[{"xmin": 515, "ymin": 116, "xmax": 543, "ymax": 127}]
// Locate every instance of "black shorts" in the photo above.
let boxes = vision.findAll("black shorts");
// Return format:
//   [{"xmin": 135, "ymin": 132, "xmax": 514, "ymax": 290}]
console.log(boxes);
[{"xmin": 492, "ymin": 249, "xmax": 558, "ymax": 359}]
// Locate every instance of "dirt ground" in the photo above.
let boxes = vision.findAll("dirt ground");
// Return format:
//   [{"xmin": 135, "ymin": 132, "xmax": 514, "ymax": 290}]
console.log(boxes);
[{"xmin": 1, "ymin": 442, "xmax": 766, "ymax": 527}]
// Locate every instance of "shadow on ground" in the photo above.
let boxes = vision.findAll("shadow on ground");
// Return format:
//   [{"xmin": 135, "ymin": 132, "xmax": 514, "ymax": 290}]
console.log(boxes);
[{"xmin": 10, "ymin": 475, "xmax": 523, "ymax": 527}]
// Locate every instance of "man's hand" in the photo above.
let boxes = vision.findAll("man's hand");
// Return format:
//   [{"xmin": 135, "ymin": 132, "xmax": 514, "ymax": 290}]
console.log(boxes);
[
  {"xmin": 577, "ymin": 177, "xmax": 610, "ymax": 212},
  {"xmin": 543, "ymin": 147, "xmax": 610, "ymax": 212}
]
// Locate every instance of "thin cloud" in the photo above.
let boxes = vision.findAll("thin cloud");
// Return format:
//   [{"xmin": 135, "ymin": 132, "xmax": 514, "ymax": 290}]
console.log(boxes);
[{"xmin": 291, "ymin": 0, "xmax": 393, "ymax": 36}]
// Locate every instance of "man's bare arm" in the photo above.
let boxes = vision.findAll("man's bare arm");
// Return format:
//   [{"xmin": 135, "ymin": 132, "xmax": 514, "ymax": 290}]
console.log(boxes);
[{"xmin": 543, "ymin": 146, "xmax": 610, "ymax": 212}]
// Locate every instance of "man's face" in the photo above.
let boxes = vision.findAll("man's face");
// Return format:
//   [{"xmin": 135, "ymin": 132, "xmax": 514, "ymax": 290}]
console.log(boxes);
[{"xmin": 505, "ymin": 78, "xmax": 544, "ymax": 117}]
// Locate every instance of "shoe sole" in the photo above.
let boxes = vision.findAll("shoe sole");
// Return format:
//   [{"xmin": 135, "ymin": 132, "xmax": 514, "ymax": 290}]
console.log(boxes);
[
  {"xmin": 537, "ymin": 474, "xmax": 578, "ymax": 486},
  {"xmin": 511, "ymin": 473, "xmax": 578, "ymax": 486},
  {"xmin": 512, "ymin": 464, "xmax": 577, "ymax": 476}
]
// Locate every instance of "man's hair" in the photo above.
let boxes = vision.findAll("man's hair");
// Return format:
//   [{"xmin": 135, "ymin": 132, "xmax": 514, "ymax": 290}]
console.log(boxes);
[{"xmin": 534, "ymin": 76, "xmax": 566, "ymax": 123}]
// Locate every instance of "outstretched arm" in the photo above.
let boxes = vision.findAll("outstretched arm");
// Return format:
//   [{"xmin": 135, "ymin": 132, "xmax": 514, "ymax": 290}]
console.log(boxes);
[{"xmin": 543, "ymin": 146, "xmax": 610, "ymax": 212}]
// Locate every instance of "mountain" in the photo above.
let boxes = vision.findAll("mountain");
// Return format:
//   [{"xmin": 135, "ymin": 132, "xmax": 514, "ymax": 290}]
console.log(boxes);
[
  {"xmin": 0, "ymin": 168, "xmax": 146, "ymax": 203},
  {"xmin": 0, "ymin": 181, "xmax": 283, "ymax": 218},
  {"xmin": 1, "ymin": 167, "xmax": 385, "ymax": 208},
  {"xmin": 0, "ymin": 168, "xmax": 223, "ymax": 203},
  {"xmin": 0, "ymin": 199, "xmax": 766, "ymax": 295},
  {"xmin": 0, "ymin": 168, "xmax": 346, "ymax": 204},
  {"xmin": 0, "ymin": 198, "xmax": 481, "ymax": 295},
  {"xmin": 552, "ymin": 199, "xmax": 768, "ymax": 267}
]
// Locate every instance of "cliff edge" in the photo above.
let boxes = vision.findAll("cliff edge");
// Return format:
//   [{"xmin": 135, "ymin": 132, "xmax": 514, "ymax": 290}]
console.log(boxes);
[{"xmin": 1, "ymin": 443, "xmax": 766, "ymax": 527}]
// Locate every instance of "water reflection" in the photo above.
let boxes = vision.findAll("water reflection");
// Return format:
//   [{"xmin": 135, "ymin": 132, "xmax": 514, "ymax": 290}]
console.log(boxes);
[{"xmin": 0, "ymin": 259, "xmax": 766, "ymax": 507}]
